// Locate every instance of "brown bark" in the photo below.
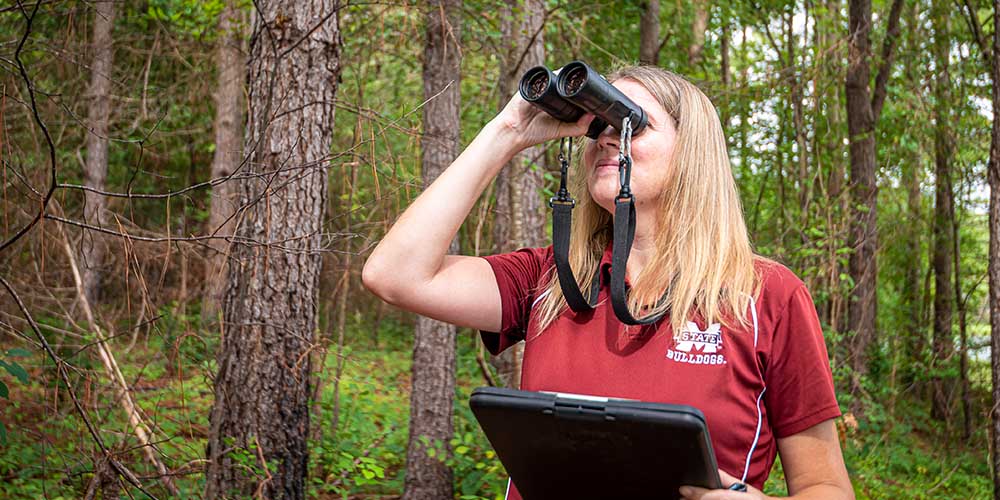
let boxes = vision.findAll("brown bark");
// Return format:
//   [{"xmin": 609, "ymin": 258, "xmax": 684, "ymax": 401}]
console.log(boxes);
[
  {"xmin": 403, "ymin": 1, "xmax": 461, "ymax": 498},
  {"xmin": 490, "ymin": 0, "xmax": 546, "ymax": 389},
  {"xmin": 900, "ymin": 0, "xmax": 925, "ymax": 386},
  {"xmin": 205, "ymin": 1, "xmax": 342, "ymax": 498},
  {"xmin": 788, "ymin": 13, "xmax": 809, "ymax": 223},
  {"xmin": 203, "ymin": 0, "xmax": 246, "ymax": 325},
  {"xmin": 930, "ymin": 1, "xmax": 955, "ymax": 423},
  {"xmin": 989, "ymin": 2, "xmax": 1000, "ymax": 495},
  {"xmin": 640, "ymin": 0, "xmax": 660, "ymax": 65},
  {"xmin": 81, "ymin": 0, "xmax": 115, "ymax": 306},
  {"xmin": 688, "ymin": 0, "xmax": 709, "ymax": 68},
  {"xmin": 955, "ymin": 201, "xmax": 971, "ymax": 440},
  {"xmin": 845, "ymin": 0, "xmax": 877, "ymax": 405},
  {"xmin": 720, "ymin": 17, "xmax": 730, "ymax": 128},
  {"xmin": 844, "ymin": 0, "xmax": 902, "ymax": 407}
]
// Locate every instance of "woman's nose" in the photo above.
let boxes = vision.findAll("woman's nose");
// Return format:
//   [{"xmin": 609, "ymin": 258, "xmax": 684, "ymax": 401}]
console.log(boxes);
[{"xmin": 597, "ymin": 126, "xmax": 619, "ymax": 150}]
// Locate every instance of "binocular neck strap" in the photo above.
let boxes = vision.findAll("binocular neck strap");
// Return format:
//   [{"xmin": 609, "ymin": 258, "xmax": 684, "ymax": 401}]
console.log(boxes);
[
  {"xmin": 550, "ymin": 137, "xmax": 601, "ymax": 313},
  {"xmin": 609, "ymin": 116, "xmax": 669, "ymax": 325},
  {"xmin": 547, "ymin": 118, "xmax": 668, "ymax": 324}
]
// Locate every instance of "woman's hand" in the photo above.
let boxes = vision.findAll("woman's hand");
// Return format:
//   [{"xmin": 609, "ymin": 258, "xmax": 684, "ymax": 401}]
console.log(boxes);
[
  {"xmin": 492, "ymin": 89, "xmax": 595, "ymax": 151},
  {"xmin": 679, "ymin": 469, "xmax": 771, "ymax": 500}
]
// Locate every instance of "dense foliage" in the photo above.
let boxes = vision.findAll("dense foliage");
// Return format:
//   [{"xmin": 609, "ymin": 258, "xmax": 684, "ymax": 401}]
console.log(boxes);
[{"xmin": 0, "ymin": 0, "xmax": 993, "ymax": 498}]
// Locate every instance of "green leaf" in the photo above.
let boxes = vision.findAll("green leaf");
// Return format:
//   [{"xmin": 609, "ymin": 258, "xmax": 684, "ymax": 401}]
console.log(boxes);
[
  {"xmin": 4, "ymin": 361, "xmax": 28, "ymax": 384},
  {"xmin": 0, "ymin": 421, "xmax": 6, "ymax": 445},
  {"xmin": 6, "ymin": 348, "xmax": 31, "ymax": 358},
  {"xmin": 0, "ymin": 381, "xmax": 7, "ymax": 399}
]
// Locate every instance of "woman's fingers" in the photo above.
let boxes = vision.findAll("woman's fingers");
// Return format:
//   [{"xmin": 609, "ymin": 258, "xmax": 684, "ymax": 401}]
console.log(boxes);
[
  {"xmin": 679, "ymin": 469, "xmax": 766, "ymax": 500},
  {"xmin": 678, "ymin": 486, "xmax": 748, "ymax": 500}
]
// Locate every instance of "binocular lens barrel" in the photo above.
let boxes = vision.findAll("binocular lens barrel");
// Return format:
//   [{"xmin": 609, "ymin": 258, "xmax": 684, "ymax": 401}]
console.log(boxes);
[
  {"xmin": 519, "ymin": 66, "xmax": 608, "ymax": 139},
  {"xmin": 556, "ymin": 61, "xmax": 648, "ymax": 135},
  {"xmin": 519, "ymin": 66, "xmax": 584, "ymax": 123}
]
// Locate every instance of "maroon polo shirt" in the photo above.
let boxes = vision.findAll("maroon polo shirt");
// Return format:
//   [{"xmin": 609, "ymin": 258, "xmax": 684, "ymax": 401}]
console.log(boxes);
[{"xmin": 481, "ymin": 244, "xmax": 840, "ymax": 498}]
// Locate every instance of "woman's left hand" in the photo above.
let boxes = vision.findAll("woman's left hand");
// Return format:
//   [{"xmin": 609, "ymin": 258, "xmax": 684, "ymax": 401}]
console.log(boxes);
[{"xmin": 679, "ymin": 469, "xmax": 771, "ymax": 500}]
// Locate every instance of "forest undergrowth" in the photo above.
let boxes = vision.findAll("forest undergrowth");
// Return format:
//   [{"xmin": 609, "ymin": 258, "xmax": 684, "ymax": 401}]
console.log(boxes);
[{"xmin": 0, "ymin": 315, "xmax": 991, "ymax": 499}]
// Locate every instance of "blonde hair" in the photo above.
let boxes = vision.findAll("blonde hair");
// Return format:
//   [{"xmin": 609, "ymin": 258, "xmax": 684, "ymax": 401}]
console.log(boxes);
[{"xmin": 533, "ymin": 65, "xmax": 761, "ymax": 335}]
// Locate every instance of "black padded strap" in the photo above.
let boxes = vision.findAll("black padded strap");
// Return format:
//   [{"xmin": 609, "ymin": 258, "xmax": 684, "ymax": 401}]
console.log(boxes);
[
  {"xmin": 551, "ymin": 201, "xmax": 600, "ymax": 312},
  {"xmin": 609, "ymin": 204, "xmax": 668, "ymax": 325}
]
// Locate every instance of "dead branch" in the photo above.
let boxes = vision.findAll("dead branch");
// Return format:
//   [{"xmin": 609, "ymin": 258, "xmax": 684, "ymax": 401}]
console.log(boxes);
[
  {"xmin": 0, "ymin": 276, "xmax": 160, "ymax": 499},
  {"xmin": 56, "ymin": 222, "xmax": 179, "ymax": 496}
]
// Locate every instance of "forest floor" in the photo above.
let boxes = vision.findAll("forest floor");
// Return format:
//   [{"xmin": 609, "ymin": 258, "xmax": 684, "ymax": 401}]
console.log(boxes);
[{"xmin": 0, "ymin": 316, "xmax": 992, "ymax": 499}]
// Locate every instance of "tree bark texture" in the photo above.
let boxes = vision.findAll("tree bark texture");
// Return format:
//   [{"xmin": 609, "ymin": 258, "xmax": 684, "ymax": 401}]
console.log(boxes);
[
  {"xmin": 989, "ymin": 0, "xmax": 1000, "ymax": 495},
  {"xmin": 640, "ymin": 0, "xmax": 660, "ymax": 66},
  {"xmin": 845, "ymin": 0, "xmax": 878, "ymax": 405},
  {"xmin": 205, "ymin": 1, "xmax": 341, "ymax": 498},
  {"xmin": 688, "ymin": 0, "xmax": 709, "ymax": 68},
  {"xmin": 930, "ymin": 2, "xmax": 955, "ymax": 422},
  {"xmin": 403, "ymin": 1, "xmax": 461, "ymax": 498},
  {"xmin": 204, "ymin": 0, "xmax": 246, "ymax": 324},
  {"xmin": 490, "ymin": 0, "xmax": 546, "ymax": 389},
  {"xmin": 81, "ymin": 0, "xmax": 115, "ymax": 306}
]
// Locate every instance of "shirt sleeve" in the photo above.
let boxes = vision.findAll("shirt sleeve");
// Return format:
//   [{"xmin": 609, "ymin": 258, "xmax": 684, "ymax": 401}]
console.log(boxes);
[
  {"xmin": 763, "ymin": 285, "xmax": 842, "ymax": 438},
  {"xmin": 479, "ymin": 246, "xmax": 552, "ymax": 355}
]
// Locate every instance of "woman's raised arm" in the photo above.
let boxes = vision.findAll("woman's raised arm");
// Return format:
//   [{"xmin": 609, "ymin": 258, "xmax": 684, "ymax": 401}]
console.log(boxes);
[{"xmin": 362, "ymin": 95, "xmax": 593, "ymax": 333}]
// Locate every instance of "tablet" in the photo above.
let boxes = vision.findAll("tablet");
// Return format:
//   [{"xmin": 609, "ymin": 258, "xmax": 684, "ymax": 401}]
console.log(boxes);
[{"xmin": 470, "ymin": 387, "xmax": 722, "ymax": 499}]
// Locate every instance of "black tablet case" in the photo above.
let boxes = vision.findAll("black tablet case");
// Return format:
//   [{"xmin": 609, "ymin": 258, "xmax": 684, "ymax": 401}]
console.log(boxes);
[{"xmin": 470, "ymin": 387, "xmax": 722, "ymax": 499}]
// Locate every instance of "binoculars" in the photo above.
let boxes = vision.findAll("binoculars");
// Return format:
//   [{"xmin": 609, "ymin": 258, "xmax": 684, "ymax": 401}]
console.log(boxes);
[{"xmin": 518, "ymin": 61, "xmax": 648, "ymax": 139}]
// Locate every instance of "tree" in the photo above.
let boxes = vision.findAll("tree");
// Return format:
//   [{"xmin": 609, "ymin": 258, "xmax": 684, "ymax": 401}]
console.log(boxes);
[
  {"xmin": 989, "ymin": 0, "xmax": 1000, "ymax": 495},
  {"xmin": 80, "ymin": 0, "xmax": 115, "ymax": 306},
  {"xmin": 204, "ymin": 1, "xmax": 342, "ymax": 497},
  {"xmin": 930, "ymin": 0, "xmax": 956, "ymax": 422},
  {"xmin": 490, "ymin": 0, "xmax": 546, "ymax": 388},
  {"xmin": 403, "ymin": 1, "xmax": 461, "ymax": 498},
  {"xmin": 688, "ymin": 0, "xmax": 709, "ymax": 68},
  {"xmin": 203, "ymin": 0, "xmax": 245, "ymax": 324},
  {"xmin": 843, "ymin": 0, "xmax": 902, "ymax": 407},
  {"xmin": 640, "ymin": 0, "xmax": 660, "ymax": 65}
]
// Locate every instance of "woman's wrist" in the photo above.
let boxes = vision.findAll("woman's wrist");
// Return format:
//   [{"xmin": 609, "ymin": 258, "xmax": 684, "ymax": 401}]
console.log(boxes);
[{"xmin": 482, "ymin": 116, "xmax": 529, "ymax": 158}]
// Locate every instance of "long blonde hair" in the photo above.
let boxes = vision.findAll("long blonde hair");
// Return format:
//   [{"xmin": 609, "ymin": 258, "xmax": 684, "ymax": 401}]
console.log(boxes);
[{"xmin": 534, "ymin": 66, "xmax": 761, "ymax": 335}]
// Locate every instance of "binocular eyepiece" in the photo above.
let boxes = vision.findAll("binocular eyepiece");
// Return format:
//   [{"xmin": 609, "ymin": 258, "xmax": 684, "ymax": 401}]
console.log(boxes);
[{"xmin": 518, "ymin": 61, "xmax": 648, "ymax": 139}]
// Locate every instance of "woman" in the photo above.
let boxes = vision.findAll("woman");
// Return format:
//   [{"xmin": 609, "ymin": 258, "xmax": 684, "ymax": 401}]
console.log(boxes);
[{"xmin": 363, "ymin": 65, "xmax": 853, "ymax": 500}]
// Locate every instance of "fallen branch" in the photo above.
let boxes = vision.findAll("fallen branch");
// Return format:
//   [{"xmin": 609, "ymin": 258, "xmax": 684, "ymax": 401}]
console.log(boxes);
[{"xmin": 57, "ymin": 223, "xmax": 179, "ymax": 496}]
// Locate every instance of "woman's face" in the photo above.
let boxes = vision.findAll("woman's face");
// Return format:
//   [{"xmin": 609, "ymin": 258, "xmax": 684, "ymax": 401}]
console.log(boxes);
[{"xmin": 583, "ymin": 79, "xmax": 678, "ymax": 214}]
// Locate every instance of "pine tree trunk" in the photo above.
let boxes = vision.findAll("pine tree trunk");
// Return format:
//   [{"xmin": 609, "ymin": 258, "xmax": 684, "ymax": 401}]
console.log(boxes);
[
  {"xmin": 205, "ymin": 1, "xmax": 342, "ymax": 497},
  {"xmin": 81, "ymin": 0, "xmax": 115, "ymax": 306},
  {"xmin": 688, "ymin": 0, "xmax": 709, "ymax": 68},
  {"xmin": 403, "ymin": 1, "xmax": 461, "ymax": 498},
  {"xmin": 845, "ymin": 0, "xmax": 878, "ymax": 407},
  {"xmin": 203, "ymin": 0, "xmax": 245, "ymax": 325},
  {"xmin": 490, "ymin": 0, "xmax": 545, "ymax": 389},
  {"xmin": 988, "ymin": 1, "xmax": 1000, "ymax": 495},
  {"xmin": 640, "ymin": 0, "xmax": 660, "ymax": 66},
  {"xmin": 930, "ymin": 1, "xmax": 955, "ymax": 422}
]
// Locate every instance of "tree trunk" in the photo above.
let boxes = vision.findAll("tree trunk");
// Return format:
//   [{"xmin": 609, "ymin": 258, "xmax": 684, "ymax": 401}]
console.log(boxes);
[
  {"xmin": 203, "ymin": 0, "xmax": 246, "ymax": 325},
  {"xmin": 81, "ymin": 0, "xmax": 115, "ymax": 306},
  {"xmin": 788, "ymin": 13, "xmax": 809, "ymax": 226},
  {"xmin": 955, "ymin": 199, "xmax": 971, "ymax": 440},
  {"xmin": 930, "ymin": 1, "xmax": 955, "ymax": 423},
  {"xmin": 989, "ymin": 1, "xmax": 1000, "ymax": 494},
  {"xmin": 688, "ymin": 0, "xmax": 709, "ymax": 68},
  {"xmin": 403, "ymin": 1, "xmax": 461, "ymax": 498},
  {"xmin": 490, "ymin": 0, "xmax": 545, "ymax": 389},
  {"xmin": 205, "ymin": 1, "xmax": 342, "ymax": 498},
  {"xmin": 903, "ymin": 149, "xmax": 925, "ymax": 378},
  {"xmin": 845, "ymin": 0, "xmax": 878, "ymax": 407},
  {"xmin": 640, "ymin": 0, "xmax": 660, "ymax": 65}
]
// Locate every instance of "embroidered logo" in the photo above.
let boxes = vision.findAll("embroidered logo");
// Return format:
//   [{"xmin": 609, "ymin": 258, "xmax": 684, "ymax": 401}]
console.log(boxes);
[{"xmin": 666, "ymin": 322, "xmax": 727, "ymax": 365}]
